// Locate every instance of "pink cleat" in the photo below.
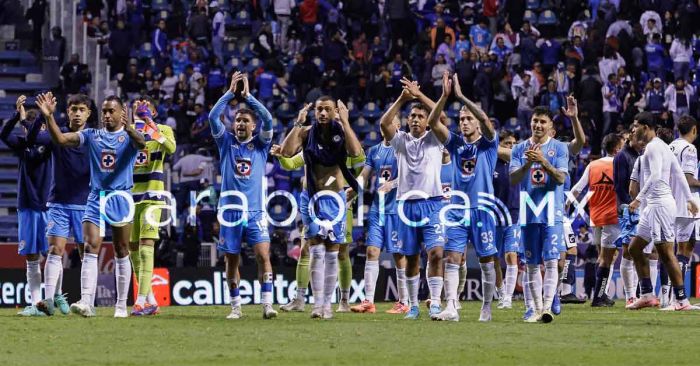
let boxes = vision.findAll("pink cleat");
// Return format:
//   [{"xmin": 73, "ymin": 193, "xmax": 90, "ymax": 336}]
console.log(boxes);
[{"xmin": 626, "ymin": 294, "xmax": 659, "ymax": 310}]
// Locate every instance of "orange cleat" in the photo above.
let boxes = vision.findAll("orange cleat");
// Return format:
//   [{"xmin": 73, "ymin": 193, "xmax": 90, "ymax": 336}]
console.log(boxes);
[
  {"xmin": 386, "ymin": 301, "xmax": 410, "ymax": 314},
  {"xmin": 350, "ymin": 300, "xmax": 376, "ymax": 313}
]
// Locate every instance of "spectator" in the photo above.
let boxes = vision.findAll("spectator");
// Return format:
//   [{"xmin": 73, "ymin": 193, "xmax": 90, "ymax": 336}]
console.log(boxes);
[
  {"xmin": 640, "ymin": 10, "xmax": 663, "ymax": 42},
  {"xmin": 253, "ymin": 23, "xmax": 275, "ymax": 60},
  {"xmin": 490, "ymin": 35, "xmax": 513, "ymax": 64},
  {"xmin": 211, "ymin": 1, "xmax": 225, "ymax": 65},
  {"xmin": 474, "ymin": 62, "xmax": 494, "ymax": 115},
  {"xmin": 299, "ymin": 0, "xmax": 318, "ymax": 43},
  {"xmin": 645, "ymin": 33, "xmax": 666, "ymax": 82},
  {"xmin": 120, "ymin": 63, "xmax": 145, "ymax": 99},
  {"xmin": 435, "ymin": 34, "xmax": 455, "ymax": 68},
  {"xmin": 598, "ymin": 46, "xmax": 626, "ymax": 86},
  {"xmin": 188, "ymin": 8, "xmax": 210, "ymax": 45},
  {"xmin": 537, "ymin": 35, "xmax": 561, "ymax": 75},
  {"xmin": 108, "ymin": 20, "xmax": 131, "ymax": 77},
  {"xmin": 454, "ymin": 33, "xmax": 470, "ymax": 61},
  {"xmin": 539, "ymin": 79, "xmax": 565, "ymax": 116},
  {"xmin": 513, "ymin": 71, "xmax": 537, "ymax": 126},
  {"xmin": 290, "ymin": 53, "xmax": 318, "ymax": 103},
  {"xmin": 644, "ymin": 77, "xmax": 666, "ymax": 114},
  {"xmin": 431, "ymin": 18, "xmax": 456, "ymax": 50},
  {"xmin": 160, "ymin": 65, "xmax": 179, "ymax": 98},
  {"xmin": 60, "ymin": 53, "xmax": 92, "ymax": 94},
  {"xmin": 670, "ymin": 35, "xmax": 693, "ymax": 81},
  {"xmin": 322, "ymin": 31, "xmax": 349, "ymax": 74},
  {"xmin": 352, "ymin": 32, "xmax": 369, "ymax": 62},
  {"xmin": 431, "ymin": 53, "xmax": 451, "ymax": 96},
  {"xmin": 387, "ymin": 53, "xmax": 412, "ymax": 94},
  {"xmin": 469, "ymin": 17, "xmax": 491, "ymax": 54},
  {"xmin": 25, "ymin": 0, "xmax": 47, "ymax": 53},
  {"xmin": 274, "ymin": 0, "xmax": 295, "ymax": 52},
  {"xmin": 602, "ymin": 73, "xmax": 622, "ymax": 135},
  {"xmin": 44, "ymin": 27, "xmax": 67, "ymax": 86},
  {"xmin": 664, "ymin": 78, "xmax": 694, "ymax": 123},
  {"xmin": 206, "ymin": 57, "xmax": 226, "ymax": 103},
  {"xmin": 153, "ymin": 19, "xmax": 168, "ymax": 60}
]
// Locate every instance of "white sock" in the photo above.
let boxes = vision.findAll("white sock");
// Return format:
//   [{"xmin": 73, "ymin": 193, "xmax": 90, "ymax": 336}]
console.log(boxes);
[
  {"xmin": 396, "ymin": 268, "xmax": 408, "ymax": 304},
  {"xmin": 543, "ymin": 260, "xmax": 559, "ymax": 311},
  {"xmin": 407, "ymin": 275, "xmax": 420, "ymax": 308},
  {"xmin": 296, "ymin": 287, "xmax": 306, "ymax": 304},
  {"xmin": 364, "ymin": 260, "xmax": 379, "ymax": 303},
  {"xmin": 479, "ymin": 262, "xmax": 496, "ymax": 308},
  {"xmin": 605, "ymin": 263, "xmax": 615, "ymax": 297},
  {"xmin": 527, "ymin": 265, "xmax": 543, "ymax": 312},
  {"xmin": 115, "ymin": 256, "xmax": 131, "ymax": 309},
  {"xmin": 457, "ymin": 263, "xmax": 467, "ymax": 295},
  {"xmin": 649, "ymin": 259, "xmax": 659, "ymax": 295},
  {"xmin": 504, "ymin": 264, "xmax": 518, "ymax": 300},
  {"xmin": 43, "ymin": 254, "xmax": 63, "ymax": 301},
  {"xmin": 56, "ymin": 265, "xmax": 63, "ymax": 295},
  {"xmin": 147, "ymin": 291, "xmax": 158, "ymax": 305},
  {"xmin": 620, "ymin": 258, "xmax": 636, "ymax": 299},
  {"xmin": 136, "ymin": 295, "xmax": 147, "ymax": 306},
  {"xmin": 523, "ymin": 268, "xmax": 534, "ymax": 310},
  {"xmin": 323, "ymin": 251, "xmax": 338, "ymax": 306},
  {"xmin": 81, "ymin": 253, "xmax": 98, "ymax": 306},
  {"xmin": 427, "ymin": 276, "xmax": 443, "ymax": 305},
  {"xmin": 26, "ymin": 260, "xmax": 42, "ymax": 305},
  {"xmin": 444, "ymin": 263, "xmax": 460, "ymax": 309},
  {"xmin": 262, "ymin": 272, "xmax": 273, "ymax": 305},
  {"xmin": 309, "ymin": 245, "xmax": 326, "ymax": 307}
]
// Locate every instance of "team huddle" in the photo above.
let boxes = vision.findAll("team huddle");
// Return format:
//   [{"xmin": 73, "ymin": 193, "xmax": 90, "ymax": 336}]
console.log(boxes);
[{"xmin": 10, "ymin": 69, "xmax": 700, "ymax": 322}]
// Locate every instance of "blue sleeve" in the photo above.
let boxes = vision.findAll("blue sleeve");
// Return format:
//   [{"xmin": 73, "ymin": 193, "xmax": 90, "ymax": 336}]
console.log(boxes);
[
  {"xmin": 209, "ymin": 91, "xmax": 234, "ymax": 140},
  {"xmin": 246, "ymin": 94, "xmax": 273, "ymax": 143},
  {"xmin": 365, "ymin": 146, "xmax": 376, "ymax": 170},
  {"xmin": 509, "ymin": 143, "xmax": 523, "ymax": 172},
  {"xmin": 555, "ymin": 142, "xmax": 569, "ymax": 172},
  {"xmin": 445, "ymin": 132, "xmax": 461, "ymax": 154},
  {"xmin": 77, "ymin": 128, "xmax": 92, "ymax": 147}
]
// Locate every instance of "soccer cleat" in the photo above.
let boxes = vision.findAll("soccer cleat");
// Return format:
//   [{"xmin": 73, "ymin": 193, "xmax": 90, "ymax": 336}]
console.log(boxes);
[
  {"xmin": 434, "ymin": 307, "xmax": 460, "ymax": 322},
  {"xmin": 310, "ymin": 306, "xmax": 324, "ymax": 319},
  {"xmin": 386, "ymin": 301, "xmax": 410, "ymax": 314},
  {"xmin": 280, "ymin": 298, "xmax": 305, "ymax": 312},
  {"xmin": 626, "ymin": 297, "xmax": 638, "ymax": 307},
  {"xmin": 428, "ymin": 304, "xmax": 442, "ymax": 320},
  {"xmin": 114, "ymin": 307, "xmax": 128, "ymax": 318},
  {"xmin": 350, "ymin": 300, "xmax": 376, "ymax": 313},
  {"xmin": 522, "ymin": 307, "xmax": 535, "ymax": 320},
  {"xmin": 263, "ymin": 304, "xmax": 278, "ymax": 319},
  {"xmin": 143, "ymin": 303, "xmax": 160, "ymax": 315},
  {"xmin": 226, "ymin": 306, "xmax": 242, "ymax": 319},
  {"xmin": 322, "ymin": 305, "xmax": 333, "ymax": 320},
  {"xmin": 17, "ymin": 305, "xmax": 46, "ymax": 317},
  {"xmin": 539, "ymin": 310, "xmax": 554, "ymax": 323},
  {"xmin": 404, "ymin": 306, "xmax": 420, "ymax": 320},
  {"xmin": 497, "ymin": 297, "xmax": 512, "ymax": 309},
  {"xmin": 659, "ymin": 287, "xmax": 671, "ymax": 309},
  {"xmin": 626, "ymin": 294, "xmax": 660, "ymax": 310},
  {"xmin": 455, "ymin": 301, "xmax": 462, "ymax": 310},
  {"xmin": 478, "ymin": 306, "xmax": 492, "ymax": 322},
  {"xmin": 70, "ymin": 302, "xmax": 96, "ymax": 317},
  {"xmin": 54, "ymin": 294, "xmax": 70, "ymax": 315},
  {"xmin": 523, "ymin": 310, "xmax": 539, "ymax": 323},
  {"xmin": 36, "ymin": 298, "xmax": 55, "ymax": 316},
  {"xmin": 131, "ymin": 304, "xmax": 146, "ymax": 316},
  {"xmin": 336, "ymin": 299, "xmax": 351, "ymax": 313},
  {"xmin": 591, "ymin": 295, "xmax": 615, "ymax": 307},
  {"xmin": 552, "ymin": 295, "xmax": 561, "ymax": 315},
  {"xmin": 667, "ymin": 300, "xmax": 700, "ymax": 311},
  {"xmin": 560, "ymin": 293, "xmax": 586, "ymax": 304}
]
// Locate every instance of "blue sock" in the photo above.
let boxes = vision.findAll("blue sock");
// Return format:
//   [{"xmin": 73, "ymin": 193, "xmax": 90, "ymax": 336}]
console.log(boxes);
[
  {"xmin": 659, "ymin": 262, "xmax": 669, "ymax": 286},
  {"xmin": 230, "ymin": 286, "xmax": 240, "ymax": 298},
  {"xmin": 673, "ymin": 286, "xmax": 687, "ymax": 301},
  {"xmin": 640, "ymin": 278, "xmax": 653, "ymax": 295}
]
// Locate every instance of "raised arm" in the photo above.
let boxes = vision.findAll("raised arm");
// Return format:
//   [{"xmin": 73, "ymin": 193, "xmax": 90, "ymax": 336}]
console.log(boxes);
[
  {"xmin": 241, "ymin": 74, "xmax": 273, "ymax": 143},
  {"xmin": 453, "ymin": 73, "xmax": 494, "ymax": 140},
  {"xmin": 380, "ymin": 87, "xmax": 413, "ymax": 142},
  {"xmin": 271, "ymin": 144, "xmax": 305, "ymax": 170},
  {"xmin": 524, "ymin": 143, "xmax": 567, "ymax": 184},
  {"xmin": 426, "ymin": 71, "xmax": 452, "ymax": 144},
  {"xmin": 510, "ymin": 144, "xmax": 532, "ymax": 185},
  {"xmin": 497, "ymin": 147, "xmax": 512, "ymax": 162},
  {"xmin": 35, "ymin": 92, "xmax": 81, "ymax": 147},
  {"xmin": 337, "ymin": 100, "xmax": 363, "ymax": 157},
  {"xmin": 570, "ymin": 164, "xmax": 590, "ymax": 199},
  {"xmin": 562, "ymin": 95, "xmax": 585, "ymax": 155},
  {"xmin": 209, "ymin": 71, "xmax": 242, "ymax": 138},
  {"xmin": 123, "ymin": 110, "xmax": 146, "ymax": 150},
  {"xmin": 134, "ymin": 100, "xmax": 176, "ymax": 153},
  {"xmin": 279, "ymin": 104, "xmax": 311, "ymax": 157}
]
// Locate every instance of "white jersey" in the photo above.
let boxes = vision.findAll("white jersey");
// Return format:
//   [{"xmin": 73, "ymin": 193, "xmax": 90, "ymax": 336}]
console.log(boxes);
[
  {"xmin": 636, "ymin": 137, "xmax": 693, "ymax": 207},
  {"xmin": 390, "ymin": 130, "xmax": 445, "ymax": 199},
  {"xmin": 669, "ymin": 138, "xmax": 699, "ymax": 218},
  {"xmin": 630, "ymin": 156, "xmax": 645, "ymax": 210}
]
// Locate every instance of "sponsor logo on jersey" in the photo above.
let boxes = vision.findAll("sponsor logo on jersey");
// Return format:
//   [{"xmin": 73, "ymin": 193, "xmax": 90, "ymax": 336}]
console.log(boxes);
[{"xmin": 100, "ymin": 150, "xmax": 117, "ymax": 171}]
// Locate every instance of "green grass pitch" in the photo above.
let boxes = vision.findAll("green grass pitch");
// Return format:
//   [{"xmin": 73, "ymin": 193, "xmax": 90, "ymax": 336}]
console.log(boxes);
[{"xmin": 2, "ymin": 301, "xmax": 700, "ymax": 366}]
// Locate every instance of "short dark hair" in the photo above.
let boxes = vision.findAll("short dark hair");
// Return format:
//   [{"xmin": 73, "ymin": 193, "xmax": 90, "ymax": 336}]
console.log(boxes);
[
  {"xmin": 409, "ymin": 103, "xmax": 430, "ymax": 116},
  {"xmin": 657, "ymin": 127, "xmax": 674, "ymax": 144},
  {"xmin": 634, "ymin": 111, "xmax": 655, "ymax": 128},
  {"xmin": 103, "ymin": 95, "xmax": 124, "ymax": 109},
  {"xmin": 608, "ymin": 73, "xmax": 617, "ymax": 81},
  {"xmin": 235, "ymin": 107, "xmax": 256, "ymax": 122},
  {"xmin": 602, "ymin": 133, "xmax": 622, "ymax": 154},
  {"xmin": 135, "ymin": 95, "xmax": 157, "ymax": 109},
  {"xmin": 67, "ymin": 94, "xmax": 91, "ymax": 108},
  {"xmin": 677, "ymin": 115, "xmax": 698, "ymax": 136},
  {"xmin": 499, "ymin": 129, "xmax": 515, "ymax": 141},
  {"xmin": 316, "ymin": 95, "xmax": 335, "ymax": 105},
  {"xmin": 532, "ymin": 106, "xmax": 553, "ymax": 121}
]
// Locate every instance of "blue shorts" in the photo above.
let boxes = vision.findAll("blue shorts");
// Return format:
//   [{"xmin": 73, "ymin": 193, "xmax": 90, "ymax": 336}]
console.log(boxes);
[
  {"xmin": 521, "ymin": 223, "xmax": 562, "ymax": 264},
  {"xmin": 301, "ymin": 190, "xmax": 347, "ymax": 244},
  {"xmin": 614, "ymin": 209, "xmax": 639, "ymax": 247},
  {"xmin": 445, "ymin": 208, "xmax": 498, "ymax": 258},
  {"xmin": 18, "ymin": 209, "xmax": 48, "ymax": 256},
  {"xmin": 396, "ymin": 198, "xmax": 445, "ymax": 256},
  {"xmin": 495, "ymin": 224, "xmax": 522, "ymax": 255},
  {"xmin": 366, "ymin": 212, "xmax": 401, "ymax": 254},
  {"xmin": 47, "ymin": 206, "xmax": 85, "ymax": 244},
  {"xmin": 83, "ymin": 190, "xmax": 134, "ymax": 227},
  {"xmin": 217, "ymin": 210, "xmax": 270, "ymax": 254}
]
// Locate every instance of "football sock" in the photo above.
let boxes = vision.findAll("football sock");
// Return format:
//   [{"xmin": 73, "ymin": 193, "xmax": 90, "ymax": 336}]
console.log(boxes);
[
  {"xmin": 480, "ymin": 262, "xmax": 496, "ymax": 307},
  {"xmin": 605, "ymin": 263, "xmax": 614, "ymax": 297},
  {"xmin": 659, "ymin": 261, "xmax": 670, "ymax": 301},
  {"xmin": 262, "ymin": 272, "xmax": 273, "ymax": 305},
  {"xmin": 407, "ymin": 275, "xmax": 420, "ymax": 308},
  {"xmin": 527, "ymin": 265, "xmax": 543, "ymax": 312},
  {"xmin": 427, "ymin": 276, "xmax": 444, "ymax": 306},
  {"xmin": 396, "ymin": 268, "xmax": 408, "ymax": 304},
  {"xmin": 504, "ymin": 264, "xmax": 518, "ymax": 300},
  {"xmin": 323, "ymin": 251, "xmax": 339, "ymax": 306},
  {"xmin": 594, "ymin": 266, "xmax": 610, "ymax": 300},
  {"xmin": 649, "ymin": 259, "xmax": 659, "ymax": 294},
  {"xmin": 115, "ymin": 256, "xmax": 131, "ymax": 309},
  {"xmin": 561, "ymin": 254, "xmax": 575, "ymax": 295},
  {"xmin": 26, "ymin": 260, "xmax": 42, "ymax": 305},
  {"xmin": 229, "ymin": 286, "xmax": 241, "ymax": 309},
  {"xmin": 297, "ymin": 252, "xmax": 310, "ymax": 290},
  {"xmin": 137, "ymin": 245, "xmax": 155, "ymax": 305},
  {"xmin": 457, "ymin": 263, "xmax": 467, "ymax": 297},
  {"xmin": 673, "ymin": 285, "xmax": 687, "ymax": 301},
  {"xmin": 129, "ymin": 248, "xmax": 141, "ymax": 285},
  {"xmin": 444, "ymin": 263, "xmax": 460, "ymax": 309},
  {"xmin": 677, "ymin": 255, "xmax": 689, "ymax": 282},
  {"xmin": 640, "ymin": 277, "xmax": 653, "ymax": 295},
  {"xmin": 309, "ymin": 245, "xmax": 326, "ymax": 308},
  {"xmin": 81, "ymin": 253, "xmax": 98, "ymax": 306},
  {"xmin": 147, "ymin": 291, "xmax": 158, "ymax": 305},
  {"xmin": 620, "ymin": 258, "xmax": 636, "ymax": 299},
  {"xmin": 543, "ymin": 260, "xmax": 558, "ymax": 310},
  {"xmin": 523, "ymin": 268, "xmax": 534, "ymax": 310},
  {"xmin": 339, "ymin": 254, "xmax": 352, "ymax": 300},
  {"xmin": 43, "ymin": 254, "xmax": 63, "ymax": 301},
  {"xmin": 364, "ymin": 260, "xmax": 379, "ymax": 303}
]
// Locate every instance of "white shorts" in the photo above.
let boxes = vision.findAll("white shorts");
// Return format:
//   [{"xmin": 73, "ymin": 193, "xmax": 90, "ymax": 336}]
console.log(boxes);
[
  {"xmin": 593, "ymin": 224, "xmax": 621, "ymax": 249},
  {"xmin": 637, "ymin": 204, "xmax": 676, "ymax": 244},
  {"xmin": 674, "ymin": 217, "xmax": 698, "ymax": 243},
  {"xmin": 643, "ymin": 242, "xmax": 653, "ymax": 254}
]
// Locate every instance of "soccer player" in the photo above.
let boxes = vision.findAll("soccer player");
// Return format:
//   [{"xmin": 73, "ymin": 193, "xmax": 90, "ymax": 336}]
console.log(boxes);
[
  {"xmin": 378, "ymin": 73, "xmax": 449, "ymax": 320},
  {"xmin": 128, "ymin": 96, "xmax": 176, "ymax": 316},
  {"xmin": 437, "ymin": 75, "xmax": 499, "ymax": 322},
  {"xmin": 37, "ymin": 92, "xmax": 146, "ymax": 318},
  {"xmin": 280, "ymin": 96, "xmax": 363, "ymax": 319},
  {"xmin": 569, "ymin": 133, "xmax": 623, "ymax": 307},
  {"xmin": 1, "ymin": 95, "xmax": 53, "ymax": 317},
  {"xmin": 667, "ymin": 115, "xmax": 700, "ymax": 309},
  {"xmin": 209, "ymin": 72, "xmax": 277, "ymax": 319},
  {"xmin": 626, "ymin": 116, "xmax": 698, "ymax": 311},
  {"xmin": 348, "ymin": 115, "xmax": 410, "ymax": 314},
  {"xmin": 510, "ymin": 106, "xmax": 569, "ymax": 323},
  {"xmin": 35, "ymin": 94, "xmax": 91, "ymax": 316}
]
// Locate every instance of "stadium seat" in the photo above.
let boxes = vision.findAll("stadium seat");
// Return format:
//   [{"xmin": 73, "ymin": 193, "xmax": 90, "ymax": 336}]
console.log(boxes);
[
  {"xmin": 225, "ymin": 58, "xmax": 243, "ymax": 73},
  {"xmin": 0, "ymin": 214, "xmax": 18, "ymax": 224},
  {"xmin": 152, "ymin": 0, "xmax": 171, "ymax": 11},
  {"xmin": 271, "ymin": 118, "xmax": 285, "ymax": 134},
  {"xmin": 363, "ymin": 130, "xmax": 381, "ymax": 147},
  {"xmin": 0, "ymin": 184, "xmax": 15, "ymax": 194},
  {"xmin": 346, "ymin": 100, "xmax": 360, "ymax": 120},
  {"xmin": 539, "ymin": 0, "xmax": 554, "ymax": 10},
  {"xmin": 538, "ymin": 10, "xmax": 557, "ymax": 25},
  {"xmin": 275, "ymin": 102, "xmax": 296, "ymax": 122},
  {"xmin": 352, "ymin": 117, "xmax": 372, "ymax": 136},
  {"xmin": 311, "ymin": 57, "xmax": 325, "ymax": 72},
  {"xmin": 139, "ymin": 42, "xmax": 154, "ymax": 59},
  {"xmin": 361, "ymin": 102, "xmax": 382, "ymax": 120},
  {"xmin": 233, "ymin": 10, "xmax": 252, "ymax": 29},
  {"xmin": 526, "ymin": 0, "xmax": 540, "ymax": 10},
  {"xmin": 223, "ymin": 41, "xmax": 240, "ymax": 60},
  {"xmin": 446, "ymin": 101, "xmax": 461, "ymax": 119},
  {"xmin": 0, "ymin": 156, "xmax": 18, "ymax": 166},
  {"xmin": 247, "ymin": 58, "xmax": 262, "ymax": 73},
  {"xmin": 241, "ymin": 43, "xmax": 255, "ymax": 61},
  {"xmin": 156, "ymin": 10, "xmax": 169, "ymax": 21},
  {"xmin": 523, "ymin": 10, "xmax": 538, "ymax": 25}
]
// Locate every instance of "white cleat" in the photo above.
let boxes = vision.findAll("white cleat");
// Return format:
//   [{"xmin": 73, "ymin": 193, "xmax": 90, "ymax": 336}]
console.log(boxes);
[
  {"xmin": 310, "ymin": 306, "xmax": 324, "ymax": 319},
  {"xmin": 263, "ymin": 304, "xmax": 278, "ymax": 319},
  {"xmin": 433, "ymin": 307, "xmax": 460, "ymax": 322},
  {"xmin": 226, "ymin": 306, "xmax": 242, "ymax": 319},
  {"xmin": 524, "ymin": 310, "xmax": 540, "ymax": 323},
  {"xmin": 336, "ymin": 299, "xmax": 351, "ymax": 313},
  {"xmin": 479, "ymin": 305, "xmax": 492, "ymax": 322},
  {"xmin": 322, "ymin": 305, "xmax": 334, "ymax": 320},
  {"xmin": 280, "ymin": 298, "xmax": 305, "ymax": 312},
  {"xmin": 497, "ymin": 297, "xmax": 513, "ymax": 309},
  {"xmin": 113, "ymin": 306, "xmax": 128, "ymax": 318},
  {"xmin": 455, "ymin": 301, "xmax": 462, "ymax": 310},
  {"xmin": 70, "ymin": 302, "xmax": 96, "ymax": 318}
]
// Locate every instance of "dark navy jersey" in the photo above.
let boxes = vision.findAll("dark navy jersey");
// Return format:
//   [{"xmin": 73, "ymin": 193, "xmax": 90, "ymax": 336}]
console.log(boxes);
[
  {"xmin": 47, "ymin": 126, "xmax": 90, "ymax": 208},
  {"xmin": 493, "ymin": 158, "xmax": 520, "ymax": 225}
]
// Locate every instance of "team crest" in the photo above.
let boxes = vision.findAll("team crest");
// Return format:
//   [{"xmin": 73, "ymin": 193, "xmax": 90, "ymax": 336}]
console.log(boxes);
[
  {"xmin": 235, "ymin": 158, "xmax": 252, "ymax": 177},
  {"xmin": 461, "ymin": 157, "xmax": 477, "ymax": 175},
  {"xmin": 100, "ymin": 150, "xmax": 117, "ymax": 171},
  {"xmin": 118, "ymin": 135, "xmax": 126, "ymax": 143},
  {"xmin": 247, "ymin": 143, "xmax": 254, "ymax": 151},
  {"xmin": 547, "ymin": 149, "xmax": 555, "ymax": 157},
  {"xmin": 135, "ymin": 150, "xmax": 149, "ymax": 166},
  {"xmin": 379, "ymin": 166, "xmax": 393, "ymax": 181},
  {"xmin": 530, "ymin": 167, "xmax": 546, "ymax": 185},
  {"xmin": 333, "ymin": 135, "xmax": 341, "ymax": 143}
]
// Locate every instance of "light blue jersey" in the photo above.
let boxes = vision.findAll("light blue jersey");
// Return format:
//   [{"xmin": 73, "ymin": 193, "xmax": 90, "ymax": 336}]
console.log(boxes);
[
  {"xmin": 78, "ymin": 128, "xmax": 138, "ymax": 191},
  {"xmin": 509, "ymin": 137, "xmax": 569, "ymax": 225},
  {"xmin": 444, "ymin": 132, "xmax": 498, "ymax": 207},
  {"xmin": 365, "ymin": 142, "xmax": 398, "ymax": 214}
]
